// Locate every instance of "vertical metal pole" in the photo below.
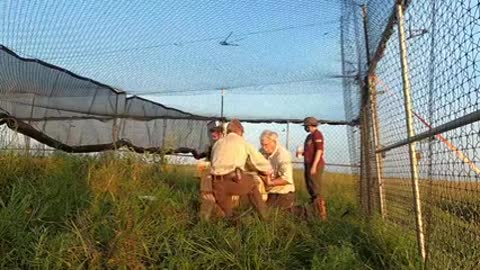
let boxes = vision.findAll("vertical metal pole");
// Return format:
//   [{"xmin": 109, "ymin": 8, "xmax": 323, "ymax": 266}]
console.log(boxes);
[
  {"xmin": 285, "ymin": 122, "xmax": 290, "ymax": 150},
  {"xmin": 425, "ymin": 0, "xmax": 437, "ymax": 263},
  {"xmin": 369, "ymin": 77, "xmax": 386, "ymax": 218},
  {"xmin": 25, "ymin": 94, "xmax": 36, "ymax": 155},
  {"xmin": 24, "ymin": 133, "xmax": 31, "ymax": 154},
  {"xmin": 112, "ymin": 94, "xmax": 119, "ymax": 150},
  {"xmin": 220, "ymin": 89, "xmax": 225, "ymax": 121},
  {"xmin": 360, "ymin": 108, "xmax": 372, "ymax": 216},
  {"xmin": 161, "ymin": 119, "xmax": 167, "ymax": 149},
  {"xmin": 362, "ymin": 4, "xmax": 386, "ymax": 218},
  {"xmin": 396, "ymin": 1, "xmax": 426, "ymax": 260},
  {"xmin": 353, "ymin": 3, "xmax": 371, "ymax": 215}
]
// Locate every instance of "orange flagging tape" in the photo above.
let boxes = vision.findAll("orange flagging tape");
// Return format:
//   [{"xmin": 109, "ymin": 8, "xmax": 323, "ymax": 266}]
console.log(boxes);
[{"xmin": 373, "ymin": 75, "xmax": 480, "ymax": 175}]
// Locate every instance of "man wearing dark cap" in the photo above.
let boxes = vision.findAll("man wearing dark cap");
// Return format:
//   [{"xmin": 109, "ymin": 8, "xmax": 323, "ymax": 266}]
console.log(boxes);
[
  {"xmin": 300, "ymin": 116, "xmax": 327, "ymax": 221},
  {"xmin": 209, "ymin": 119, "xmax": 272, "ymax": 220},
  {"xmin": 193, "ymin": 125, "xmax": 224, "ymax": 161}
]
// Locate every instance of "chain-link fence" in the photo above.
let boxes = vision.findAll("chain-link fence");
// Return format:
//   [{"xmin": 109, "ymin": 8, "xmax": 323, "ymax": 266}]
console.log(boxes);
[{"xmin": 344, "ymin": 0, "xmax": 480, "ymax": 268}]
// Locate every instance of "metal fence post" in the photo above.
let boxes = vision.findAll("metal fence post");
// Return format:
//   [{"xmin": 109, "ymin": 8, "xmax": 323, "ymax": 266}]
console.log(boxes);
[
  {"xmin": 112, "ymin": 94, "xmax": 119, "ymax": 150},
  {"xmin": 362, "ymin": 4, "xmax": 386, "ymax": 219},
  {"xmin": 369, "ymin": 75, "xmax": 386, "ymax": 218},
  {"xmin": 425, "ymin": 0, "xmax": 438, "ymax": 263},
  {"xmin": 360, "ymin": 92, "xmax": 373, "ymax": 216},
  {"xmin": 396, "ymin": 0, "xmax": 426, "ymax": 260},
  {"xmin": 359, "ymin": 111, "xmax": 368, "ymax": 213},
  {"xmin": 353, "ymin": 4, "xmax": 371, "ymax": 215}
]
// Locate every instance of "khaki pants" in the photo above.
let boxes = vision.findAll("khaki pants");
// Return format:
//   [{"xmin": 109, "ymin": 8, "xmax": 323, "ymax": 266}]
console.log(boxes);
[
  {"xmin": 212, "ymin": 171, "xmax": 268, "ymax": 219},
  {"xmin": 249, "ymin": 173, "xmax": 268, "ymax": 201},
  {"xmin": 199, "ymin": 174, "xmax": 225, "ymax": 221}
]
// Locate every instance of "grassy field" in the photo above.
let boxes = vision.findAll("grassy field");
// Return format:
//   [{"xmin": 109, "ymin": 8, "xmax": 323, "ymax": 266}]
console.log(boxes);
[
  {"xmin": 378, "ymin": 177, "xmax": 480, "ymax": 269},
  {"xmin": 0, "ymin": 152, "xmax": 421, "ymax": 269}
]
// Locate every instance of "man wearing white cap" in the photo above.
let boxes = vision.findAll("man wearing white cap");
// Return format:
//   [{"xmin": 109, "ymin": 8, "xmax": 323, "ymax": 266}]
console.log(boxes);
[{"xmin": 259, "ymin": 130, "xmax": 295, "ymax": 210}]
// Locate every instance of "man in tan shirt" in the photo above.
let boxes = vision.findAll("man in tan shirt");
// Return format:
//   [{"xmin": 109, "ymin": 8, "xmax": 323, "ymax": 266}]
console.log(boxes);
[
  {"xmin": 260, "ymin": 130, "xmax": 296, "ymax": 210},
  {"xmin": 210, "ymin": 119, "xmax": 272, "ymax": 219}
]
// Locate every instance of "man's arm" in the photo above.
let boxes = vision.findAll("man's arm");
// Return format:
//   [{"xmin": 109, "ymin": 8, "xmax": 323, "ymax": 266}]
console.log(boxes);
[
  {"xmin": 174, "ymin": 147, "xmax": 206, "ymax": 159},
  {"xmin": 310, "ymin": 132, "xmax": 324, "ymax": 175},
  {"xmin": 269, "ymin": 178, "xmax": 289, "ymax": 187},
  {"xmin": 192, "ymin": 150, "xmax": 208, "ymax": 160},
  {"xmin": 245, "ymin": 143, "xmax": 272, "ymax": 174},
  {"xmin": 310, "ymin": 149, "xmax": 323, "ymax": 175}
]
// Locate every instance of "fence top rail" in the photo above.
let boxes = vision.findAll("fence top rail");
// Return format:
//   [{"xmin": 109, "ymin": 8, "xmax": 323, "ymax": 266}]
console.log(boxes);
[{"xmin": 376, "ymin": 109, "xmax": 480, "ymax": 153}]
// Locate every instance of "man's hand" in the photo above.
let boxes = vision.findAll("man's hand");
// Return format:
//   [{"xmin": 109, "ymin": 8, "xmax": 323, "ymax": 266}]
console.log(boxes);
[
  {"xmin": 259, "ymin": 174, "xmax": 273, "ymax": 187},
  {"xmin": 260, "ymin": 168, "xmax": 274, "ymax": 177},
  {"xmin": 310, "ymin": 166, "xmax": 317, "ymax": 176},
  {"xmin": 191, "ymin": 150, "xmax": 200, "ymax": 159},
  {"xmin": 265, "ymin": 174, "xmax": 275, "ymax": 187},
  {"xmin": 201, "ymin": 192, "xmax": 215, "ymax": 202}
]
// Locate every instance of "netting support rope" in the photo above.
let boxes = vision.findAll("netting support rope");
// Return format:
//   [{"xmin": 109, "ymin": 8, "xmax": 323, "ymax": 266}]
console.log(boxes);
[
  {"xmin": 396, "ymin": 0, "xmax": 426, "ymax": 261},
  {"xmin": 362, "ymin": 4, "xmax": 386, "ymax": 219}
]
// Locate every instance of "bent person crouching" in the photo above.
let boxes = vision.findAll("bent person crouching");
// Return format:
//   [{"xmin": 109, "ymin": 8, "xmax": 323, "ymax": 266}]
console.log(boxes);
[
  {"xmin": 210, "ymin": 119, "xmax": 272, "ymax": 220},
  {"xmin": 260, "ymin": 130, "xmax": 296, "ymax": 210}
]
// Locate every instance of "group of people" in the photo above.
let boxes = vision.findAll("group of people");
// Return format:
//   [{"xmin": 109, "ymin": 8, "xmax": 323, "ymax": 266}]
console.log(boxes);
[{"xmin": 193, "ymin": 116, "xmax": 326, "ymax": 221}]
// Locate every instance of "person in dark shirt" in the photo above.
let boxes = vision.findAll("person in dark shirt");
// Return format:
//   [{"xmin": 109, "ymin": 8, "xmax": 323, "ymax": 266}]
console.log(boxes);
[
  {"xmin": 299, "ymin": 116, "xmax": 327, "ymax": 221},
  {"xmin": 192, "ymin": 125, "xmax": 224, "ymax": 161}
]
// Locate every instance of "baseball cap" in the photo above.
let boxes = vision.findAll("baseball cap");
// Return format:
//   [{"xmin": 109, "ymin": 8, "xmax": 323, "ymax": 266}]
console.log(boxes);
[
  {"xmin": 209, "ymin": 125, "xmax": 224, "ymax": 133},
  {"xmin": 302, "ymin": 116, "xmax": 319, "ymax": 126}
]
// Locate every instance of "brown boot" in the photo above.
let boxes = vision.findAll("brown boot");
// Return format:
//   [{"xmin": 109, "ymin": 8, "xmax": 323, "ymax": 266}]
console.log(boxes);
[
  {"xmin": 313, "ymin": 198, "xmax": 327, "ymax": 221},
  {"xmin": 319, "ymin": 199, "xmax": 327, "ymax": 221}
]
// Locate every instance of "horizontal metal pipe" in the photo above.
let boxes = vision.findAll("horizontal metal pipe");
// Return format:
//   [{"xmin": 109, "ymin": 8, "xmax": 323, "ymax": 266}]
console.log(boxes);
[{"xmin": 376, "ymin": 109, "xmax": 480, "ymax": 153}]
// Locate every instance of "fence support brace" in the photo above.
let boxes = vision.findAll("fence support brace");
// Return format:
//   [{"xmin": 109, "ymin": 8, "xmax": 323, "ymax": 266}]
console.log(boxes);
[
  {"xmin": 396, "ymin": 1, "xmax": 426, "ymax": 261},
  {"xmin": 368, "ymin": 76, "xmax": 386, "ymax": 218},
  {"xmin": 362, "ymin": 4, "xmax": 386, "ymax": 219}
]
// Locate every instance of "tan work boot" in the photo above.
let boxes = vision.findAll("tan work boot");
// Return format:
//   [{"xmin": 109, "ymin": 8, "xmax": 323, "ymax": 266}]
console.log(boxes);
[{"xmin": 313, "ymin": 198, "xmax": 327, "ymax": 221}]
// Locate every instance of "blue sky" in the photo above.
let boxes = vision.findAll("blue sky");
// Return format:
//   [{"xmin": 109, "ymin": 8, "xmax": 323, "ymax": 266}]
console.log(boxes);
[
  {"xmin": 0, "ymin": 0, "xmax": 346, "ymax": 117},
  {"xmin": 0, "ymin": 0, "xmax": 352, "ymax": 165},
  {"xmin": 1, "ymin": 1, "xmax": 477, "ymax": 177}
]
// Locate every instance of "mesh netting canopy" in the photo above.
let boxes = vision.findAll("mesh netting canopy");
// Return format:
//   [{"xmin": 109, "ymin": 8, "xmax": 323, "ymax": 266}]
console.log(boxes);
[
  {"xmin": 0, "ymin": 46, "xmax": 213, "ymax": 152},
  {"xmin": 0, "ymin": 0, "xmax": 353, "ymax": 152}
]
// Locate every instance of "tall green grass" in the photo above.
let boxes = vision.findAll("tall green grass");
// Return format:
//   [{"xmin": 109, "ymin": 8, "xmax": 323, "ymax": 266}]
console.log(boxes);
[{"xmin": 0, "ymin": 152, "xmax": 421, "ymax": 269}]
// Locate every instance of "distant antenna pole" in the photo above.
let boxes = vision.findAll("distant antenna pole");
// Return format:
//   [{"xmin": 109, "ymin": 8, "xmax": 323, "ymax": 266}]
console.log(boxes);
[
  {"xmin": 286, "ymin": 122, "xmax": 290, "ymax": 150},
  {"xmin": 220, "ymin": 88, "xmax": 225, "ymax": 121}
]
